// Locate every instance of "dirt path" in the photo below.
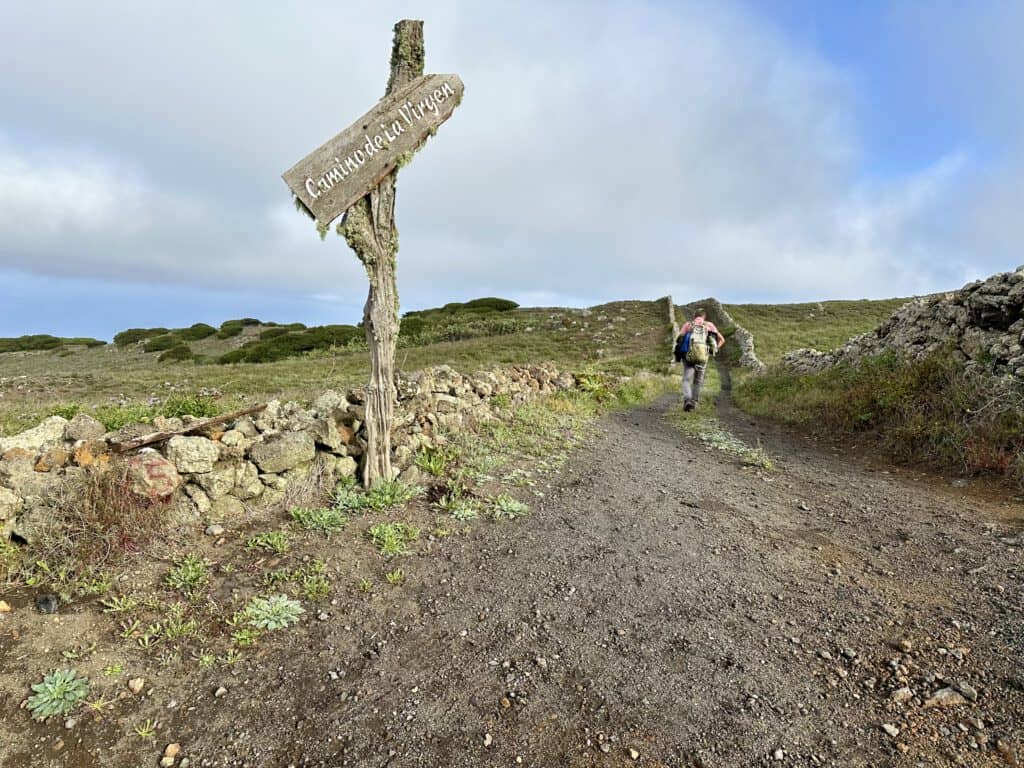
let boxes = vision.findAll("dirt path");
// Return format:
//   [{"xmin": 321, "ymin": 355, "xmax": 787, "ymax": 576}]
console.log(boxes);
[{"xmin": 5, "ymin": 387, "xmax": 1023, "ymax": 768}]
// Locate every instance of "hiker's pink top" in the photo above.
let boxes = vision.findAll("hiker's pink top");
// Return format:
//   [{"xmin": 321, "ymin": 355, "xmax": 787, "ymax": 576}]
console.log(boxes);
[{"xmin": 680, "ymin": 318, "xmax": 726, "ymax": 344}]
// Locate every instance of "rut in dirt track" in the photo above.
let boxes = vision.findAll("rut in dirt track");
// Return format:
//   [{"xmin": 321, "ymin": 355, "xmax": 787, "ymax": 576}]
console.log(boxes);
[{"xmin": 180, "ymin": 388, "xmax": 1022, "ymax": 768}]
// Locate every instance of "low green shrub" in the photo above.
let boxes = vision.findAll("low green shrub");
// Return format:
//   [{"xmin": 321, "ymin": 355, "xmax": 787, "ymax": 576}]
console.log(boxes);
[
  {"xmin": 218, "ymin": 324, "xmax": 362, "ymax": 364},
  {"xmin": 177, "ymin": 323, "xmax": 217, "ymax": 342},
  {"xmin": 0, "ymin": 335, "xmax": 105, "ymax": 353},
  {"xmin": 113, "ymin": 328, "xmax": 169, "ymax": 347},
  {"xmin": 142, "ymin": 334, "xmax": 179, "ymax": 353},
  {"xmin": 158, "ymin": 344, "xmax": 194, "ymax": 363}
]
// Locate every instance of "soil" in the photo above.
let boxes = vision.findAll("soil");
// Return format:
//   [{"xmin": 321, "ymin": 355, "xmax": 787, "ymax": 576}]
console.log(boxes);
[{"xmin": 1, "ymin": 382, "xmax": 1022, "ymax": 768}]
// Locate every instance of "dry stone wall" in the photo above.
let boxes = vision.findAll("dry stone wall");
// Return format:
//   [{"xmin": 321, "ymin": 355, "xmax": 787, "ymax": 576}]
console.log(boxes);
[
  {"xmin": 0, "ymin": 363, "xmax": 576, "ymax": 544},
  {"xmin": 781, "ymin": 266, "xmax": 1024, "ymax": 378}
]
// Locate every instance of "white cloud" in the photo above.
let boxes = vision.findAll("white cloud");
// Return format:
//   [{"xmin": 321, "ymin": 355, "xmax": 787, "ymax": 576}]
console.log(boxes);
[{"xmin": 0, "ymin": 0, "xmax": 1018, "ymax": 322}]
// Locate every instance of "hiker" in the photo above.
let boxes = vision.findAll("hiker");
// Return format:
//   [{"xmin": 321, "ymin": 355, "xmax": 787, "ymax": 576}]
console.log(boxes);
[{"xmin": 674, "ymin": 308, "xmax": 726, "ymax": 411}]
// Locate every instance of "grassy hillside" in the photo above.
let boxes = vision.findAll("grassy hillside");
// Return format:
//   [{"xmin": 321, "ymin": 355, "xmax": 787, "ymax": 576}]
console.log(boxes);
[
  {"xmin": 723, "ymin": 298, "xmax": 909, "ymax": 365},
  {"xmin": 0, "ymin": 299, "xmax": 671, "ymax": 436}
]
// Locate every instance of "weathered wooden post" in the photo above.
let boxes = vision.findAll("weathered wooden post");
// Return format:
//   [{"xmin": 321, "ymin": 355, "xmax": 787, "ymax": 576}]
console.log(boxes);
[{"xmin": 281, "ymin": 20, "xmax": 463, "ymax": 487}]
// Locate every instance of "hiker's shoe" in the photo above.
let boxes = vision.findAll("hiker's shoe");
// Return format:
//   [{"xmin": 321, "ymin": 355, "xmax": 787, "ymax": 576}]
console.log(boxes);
[{"xmin": 683, "ymin": 400, "xmax": 695, "ymax": 412}]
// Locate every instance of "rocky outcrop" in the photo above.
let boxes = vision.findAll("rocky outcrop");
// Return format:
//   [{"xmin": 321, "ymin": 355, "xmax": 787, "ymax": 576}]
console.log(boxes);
[
  {"xmin": 782, "ymin": 266, "xmax": 1024, "ymax": 377},
  {"xmin": 0, "ymin": 363, "xmax": 578, "ymax": 543}
]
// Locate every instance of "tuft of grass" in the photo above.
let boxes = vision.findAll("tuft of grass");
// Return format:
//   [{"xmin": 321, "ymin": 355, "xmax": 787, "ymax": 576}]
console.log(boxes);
[
  {"xmin": 244, "ymin": 593, "xmax": 304, "ymax": 630},
  {"xmin": 366, "ymin": 522, "xmax": 420, "ymax": 557},
  {"xmin": 289, "ymin": 506, "xmax": 348, "ymax": 535},
  {"xmin": 26, "ymin": 668, "xmax": 90, "ymax": 721},
  {"xmin": 385, "ymin": 568, "xmax": 405, "ymax": 585},
  {"xmin": 165, "ymin": 553, "xmax": 211, "ymax": 597},
  {"xmin": 134, "ymin": 718, "xmax": 157, "ymax": 739},
  {"xmin": 490, "ymin": 494, "xmax": 529, "ymax": 521},
  {"xmin": 246, "ymin": 530, "xmax": 291, "ymax": 555},
  {"xmin": 14, "ymin": 467, "xmax": 169, "ymax": 598}
]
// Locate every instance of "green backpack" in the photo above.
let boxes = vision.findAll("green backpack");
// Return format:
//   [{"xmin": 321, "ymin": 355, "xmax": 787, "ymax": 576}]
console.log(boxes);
[{"xmin": 686, "ymin": 323, "xmax": 710, "ymax": 364}]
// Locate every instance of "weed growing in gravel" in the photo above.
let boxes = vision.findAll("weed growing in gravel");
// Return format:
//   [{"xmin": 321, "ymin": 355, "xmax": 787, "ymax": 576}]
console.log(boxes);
[
  {"xmin": 161, "ymin": 603, "xmax": 199, "ymax": 642},
  {"xmin": 490, "ymin": 494, "xmax": 529, "ymax": 521},
  {"xmin": 434, "ymin": 491, "xmax": 481, "ymax": 521},
  {"xmin": 669, "ymin": 399, "xmax": 774, "ymax": 470},
  {"xmin": 102, "ymin": 664, "xmax": 123, "ymax": 677},
  {"xmin": 246, "ymin": 530, "xmax": 291, "ymax": 554},
  {"xmin": 358, "ymin": 578, "xmax": 373, "ymax": 592},
  {"xmin": 385, "ymin": 568, "xmax": 405, "ymax": 585},
  {"xmin": 165, "ymin": 554, "xmax": 211, "ymax": 598},
  {"xmin": 244, "ymin": 594, "xmax": 304, "ymax": 630},
  {"xmin": 220, "ymin": 649, "xmax": 243, "ymax": 666},
  {"xmin": 333, "ymin": 477, "xmax": 423, "ymax": 513},
  {"xmin": 367, "ymin": 522, "xmax": 420, "ymax": 557},
  {"xmin": 301, "ymin": 573, "xmax": 332, "ymax": 601},
  {"xmin": 0, "ymin": 539, "xmax": 21, "ymax": 583},
  {"xmin": 363, "ymin": 480, "xmax": 424, "ymax": 511},
  {"xmin": 289, "ymin": 506, "xmax": 348, "ymax": 535},
  {"xmin": 26, "ymin": 668, "xmax": 90, "ymax": 720},
  {"xmin": 100, "ymin": 594, "xmax": 138, "ymax": 614},
  {"xmin": 231, "ymin": 627, "xmax": 262, "ymax": 647},
  {"xmin": 332, "ymin": 476, "xmax": 367, "ymax": 512},
  {"xmin": 134, "ymin": 718, "xmax": 157, "ymax": 739},
  {"xmin": 195, "ymin": 651, "xmax": 217, "ymax": 669}
]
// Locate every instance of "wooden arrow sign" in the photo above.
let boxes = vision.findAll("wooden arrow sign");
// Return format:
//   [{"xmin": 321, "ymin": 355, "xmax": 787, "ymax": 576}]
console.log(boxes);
[{"xmin": 282, "ymin": 73, "xmax": 464, "ymax": 225}]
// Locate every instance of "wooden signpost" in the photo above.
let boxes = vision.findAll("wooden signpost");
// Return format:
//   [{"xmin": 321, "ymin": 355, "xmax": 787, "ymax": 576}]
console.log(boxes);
[{"xmin": 281, "ymin": 19, "xmax": 463, "ymax": 488}]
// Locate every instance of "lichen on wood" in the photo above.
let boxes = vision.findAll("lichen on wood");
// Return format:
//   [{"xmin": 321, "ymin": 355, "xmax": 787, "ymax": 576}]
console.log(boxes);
[{"xmin": 336, "ymin": 19, "xmax": 425, "ymax": 488}]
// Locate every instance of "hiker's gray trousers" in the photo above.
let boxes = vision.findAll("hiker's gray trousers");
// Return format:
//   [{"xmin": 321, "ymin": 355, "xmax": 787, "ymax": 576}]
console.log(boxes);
[{"xmin": 682, "ymin": 362, "xmax": 707, "ymax": 403}]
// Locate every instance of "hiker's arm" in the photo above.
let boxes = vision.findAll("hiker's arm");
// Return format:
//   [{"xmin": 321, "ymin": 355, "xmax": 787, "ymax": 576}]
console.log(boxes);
[{"xmin": 715, "ymin": 329, "xmax": 726, "ymax": 346}]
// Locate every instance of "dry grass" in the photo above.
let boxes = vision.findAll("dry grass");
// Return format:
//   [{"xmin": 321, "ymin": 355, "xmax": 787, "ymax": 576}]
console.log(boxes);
[{"xmin": 17, "ymin": 464, "xmax": 172, "ymax": 597}]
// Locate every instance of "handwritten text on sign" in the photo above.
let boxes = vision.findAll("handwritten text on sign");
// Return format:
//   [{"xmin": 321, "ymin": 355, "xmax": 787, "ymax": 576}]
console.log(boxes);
[{"xmin": 282, "ymin": 74, "xmax": 464, "ymax": 225}]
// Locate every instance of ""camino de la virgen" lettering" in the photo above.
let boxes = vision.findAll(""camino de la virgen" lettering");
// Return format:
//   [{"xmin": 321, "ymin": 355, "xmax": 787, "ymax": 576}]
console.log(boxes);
[{"xmin": 304, "ymin": 80, "xmax": 457, "ymax": 200}]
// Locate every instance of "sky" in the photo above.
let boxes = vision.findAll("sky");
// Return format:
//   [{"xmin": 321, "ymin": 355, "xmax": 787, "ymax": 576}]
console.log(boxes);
[{"xmin": 1, "ymin": 0, "xmax": 1022, "ymax": 339}]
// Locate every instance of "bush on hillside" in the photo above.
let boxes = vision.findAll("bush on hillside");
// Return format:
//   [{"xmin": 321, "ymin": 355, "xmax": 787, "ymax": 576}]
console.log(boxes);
[
  {"xmin": 142, "ymin": 334, "xmax": 179, "ymax": 353},
  {"xmin": 0, "ymin": 335, "xmax": 106, "ymax": 353},
  {"xmin": 218, "ymin": 324, "xmax": 362, "ymax": 364},
  {"xmin": 259, "ymin": 327, "xmax": 291, "ymax": 341},
  {"xmin": 158, "ymin": 344, "xmax": 194, "ymax": 363},
  {"xmin": 404, "ymin": 297, "xmax": 519, "ymax": 319},
  {"xmin": 462, "ymin": 297, "xmax": 519, "ymax": 312},
  {"xmin": 113, "ymin": 328, "xmax": 170, "ymax": 347},
  {"xmin": 217, "ymin": 320, "xmax": 245, "ymax": 339},
  {"xmin": 177, "ymin": 323, "xmax": 217, "ymax": 342}
]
